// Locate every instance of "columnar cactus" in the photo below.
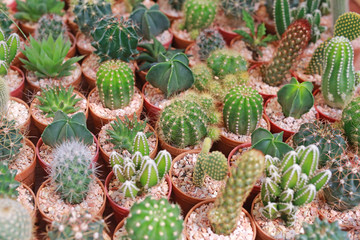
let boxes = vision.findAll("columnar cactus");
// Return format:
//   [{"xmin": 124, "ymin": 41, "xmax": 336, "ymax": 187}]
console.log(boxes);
[
  {"xmin": 196, "ymin": 29, "xmax": 225, "ymax": 61},
  {"xmin": 0, "ymin": 118, "xmax": 23, "ymax": 161},
  {"xmin": 223, "ymin": 86, "xmax": 263, "ymax": 135},
  {"xmin": 261, "ymin": 19, "xmax": 311, "ymax": 86},
  {"xmin": 331, "ymin": 0, "xmax": 349, "ymax": 26},
  {"xmin": 0, "ymin": 29, "xmax": 20, "ymax": 75},
  {"xmin": 0, "ymin": 76, "xmax": 9, "ymax": 114},
  {"xmin": 305, "ymin": 39, "xmax": 330, "ymax": 75},
  {"xmin": 0, "ymin": 161, "xmax": 19, "ymax": 199},
  {"xmin": 207, "ymin": 49, "xmax": 247, "ymax": 78},
  {"xmin": 334, "ymin": 12, "xmax": 360, "ymax": 41},
  {"xmin": 169, "ymin": 0, "xmax": 186, "ymax": 11},
  {"xmin": 49, "ymin": 140, "xmax": 96, "ymax": 204},
  {"xmin": 96, "ymin": 60, "xmax": 134, "ymax": 110},
  {"xmin": 342, "ymin": 97, "xmax": 360, "ymax": 149},
  {"xmin": 0, "ymin": 198, "xmax": 33, "ymax": 240},
  {"xmin": 261, "ymin": 145, "xmax": 331, "ymax": 226},
  {"xmin": 208, "ymin": 149, "xmax": 265, "ymax": 235},
  {"xmin": 192, "ymin": 63, "xmax": 213, "ymax": 91},
  {"xmin": 220, "ymin": 0, "xmax": 256, "ymax": 20},
  {"xmin": 273, "ymin": 0, "xmax": 291, "ymax": 37},
  {"xmin": 322, "ymin": 36, "xmax": 355, "ymax": 109},
  {"xmin": 125, "ymin": 197, "xmax": 183, "ymax": 240},
  {"xmin": 35, "ymin": 14, "xmax": 67, "ymax": 41}
]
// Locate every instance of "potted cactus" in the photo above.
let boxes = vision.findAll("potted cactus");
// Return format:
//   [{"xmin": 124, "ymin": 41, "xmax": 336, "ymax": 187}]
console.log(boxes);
[
  {"xmin": 157, "ymin": 0, "xmax": 185, "ymax": 22},
  {"xmin": 296, "ymin": 217, "xmax": 350, "ymax": 239}
]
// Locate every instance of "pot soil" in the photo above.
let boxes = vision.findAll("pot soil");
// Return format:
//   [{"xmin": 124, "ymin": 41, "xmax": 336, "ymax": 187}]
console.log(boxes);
[
  {"xmin": 75, "ymin": 32, "xmax": 95, "ymax": 56},
  {"xmin": 157, "ymin": 0, "xmax": 183, "ymax": 22},
  {"xmin": 7, "ymin": 66, "xmax": 25, "ymax": 99},
  {"xmin": 170, "ymin": 20, "xmax": 195, "ymax": 49},
  {"xmin": 17, "ymin": 184, "xmax": 36, "ymax": 219},
  {"xmin": 313, "ymin": 89, "xmax": 342, "ymax": 123},
  {"xmin": 6, "ymin": 97, "xmax": 31, "ymax": 134}
]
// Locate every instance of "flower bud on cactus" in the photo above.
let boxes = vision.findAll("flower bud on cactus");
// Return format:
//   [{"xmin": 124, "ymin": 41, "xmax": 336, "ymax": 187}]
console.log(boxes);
[
  {"xmin": 125, "ymin": 197, "xmax": 183, "ymax": 240},
  {"xmin": 0, "ymin": 76, "xmax": 9, "ymax": 114},
  {"xmin": 35, "ymin": 14, "xmax": 67, "ymax": 41},
  {"xmin": 196, "ymin": 29, "xmax": 225, "ymax": 60},
  {"xmin": 192, "ymin": 63, "xmax": 213, "ymax": 91},
  {"xmin": 207, "ymin": 49, "xmax": 247, "ymax": 78},
  {"xmin": 169, "ymin": 0, "xmax": 186, "ymax": 11},
  {"xmin": 342, "ymin": 97, "xmax": 360, "ymax": 150},
  {"xmin": 220, "ymin": 0, "xmax": 256, "ymax": 20},
  {"xmin": 334, "ymin": 12, "xmax": 360, "ymax": 41},
  {"xmin": 0, "ymin": 161, "xmax": 19, "ymax": 199},
  {"xmin": 0, "ymin": 118, "xmax": 23, "ymax": 161},
  {"xmin": 96, "ymin": 60, "xmax": 134, "ymax": 110},
  {"xmin": 223, "ymin": 85, "xmax": 263, "ymax": 135}
]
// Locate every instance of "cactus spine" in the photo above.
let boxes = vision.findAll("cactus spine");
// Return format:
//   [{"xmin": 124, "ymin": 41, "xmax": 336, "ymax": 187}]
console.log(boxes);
[
  {"xmin": 207, "ymin": 49, "xmax": 247, "ymax": 78},
  {"xmin": 196, "ymin": 29, "xmax": 225, "ymax": 61},
  {"xmin": 35, "ymin": 14, "xmax": 67, "ymax": 41},
  {"xmin": 342, "ymin": 97, "xmax": 360, "ymax": 150},
  {"xmin": 274, "ymin": 0, "xmax": 291, "ymax": 37}
]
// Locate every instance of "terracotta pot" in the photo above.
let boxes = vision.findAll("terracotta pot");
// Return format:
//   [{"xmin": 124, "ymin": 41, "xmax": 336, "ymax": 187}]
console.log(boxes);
[
  {"xmin": 170, "ymin": 21, "xmax": 195, "ymax": 49},
  {"xmin": 141, "ymin": 82, "xmax": 162, "ymax": 124},
  {"xmin": 87, "ymin": 87, "xmax": 144, "ymax": 131},
  {"xmin": 65, "ymin": 12, "xmax": 79, "ymax": 35},
  {"xmin": 15, "ymin": 138, "xmax": 37, "ymax": 189},
  {"xmin": 36, "ymin": 134, "xmax": 100, "ymax": 174},
  {"xmin": 36, "ymin": 177, "xmax": 106, "ymax": 223},
  {"xmin": 313, "ymin": 89, "xmax": 339, "ymax": 123},
  {"xmin": 136, "ymin": 68, "xmax": 147, "ymax": 87},
  {"xmin": 158, "ymin": 137, "xmax": 201, "ymax": 158},
  {"xmin": 184, "ymin": 199, "xmax": 256, "ymax": 240},
  {"xmin": 105, "ymin": 171, "xmax": 173, "ymax": 222},
  {"xmin": 9, "ymin": 97, "xmax": 31, "ymax": 134},
  {"xmin": 66, "ymin": 32, "xmax": 77, "ymax": 58},
  {"xmin": 18, "ymin": 21, "xmax": 36, "ymax": 36},
  {"xmin": 290, "ymin": 69, "xmax": 320, "ymax": 93},
  {"xmin": 251, "ymin": 194, "xmax": 276, "ymax": 240},
  {"xmin": 9, "ymin": 66, "xmax": 25, "ymax": 99},
  {"xmin": 99, "ymin": 123, "xmax": 158, "ymax": 164},
  {"xmin": 76, "ymin": 32, "xmax": 94, "ymax": 56},
  {"xmin": 247, "ymin": 64, "xmax": 276, "ymax": 103},
  {"xmin": 30, "ymin": 90, "xmax": 89, "ymax": 133},
  {"xmin": 218, "ymin": 26, "xmax": 238, "ymax": 46},
  {"xmin": 113, "ymin": 218, "xmax": 126, "ymax": 239},
  {"xmin": 21, "ymin": 183, "xmax": 37, "ymax": 220}
]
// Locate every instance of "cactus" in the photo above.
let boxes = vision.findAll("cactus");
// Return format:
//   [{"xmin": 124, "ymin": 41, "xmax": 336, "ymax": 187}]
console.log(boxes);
[
  {"xmin": 320, "ymin": 0, "xmax": 331, "ymax": 15},
  {"xmin": 208, "ymin": 149, "xmax": 265, "ymax": 235},
  {"xmin": 14, "ymin": 0, "xmax": 64, "ymax": 22},
  {"xmin": 277, "ymin": 77, "xmax": 314, "ymax": 119},
  {"xmin": 196, "ymin": 29, "xmax": 225, "ymax": 61},
  {"xmin": 223, "ymin": 86, "xmax": 263, "ymax": 135},
  {"xmin": 91, "ymin": 16, "xmax": 139, "ymax": 63},
  {"xmin": 125, "ymin": 197, "xmax": 183, "ymax": 240},
  {"xmin": 261, "ymin": 19, "xmax": 311, "ymax": 86},
  {"xmin": 342, "ymin": 97, "xmax": 360, "ymax": 150},
  {"xmin": 192, "ymin": 63, "xmax": 213, "ymax": 91},
  {"xmin": 334, "ymin": 12, "xmax": 360, "ymax": 41},
  {"xmin": 41, "ymin": 111, "xmax": 93, "ymax": 148},
  {"xmin": 0, "ymin": 3, "xmax": 13, "ymax": 36},
  {"xmin": 305, "ymin": 39, "xmax": 330, "ymax": 75},
  {"xmin": 0, "ymin": 76, "xmax": 9, "ymax": 114},
  {"xmin": 207, "ymin": 49, "xmax": 248, "ymax": 78},
  {"xmin": 96, "ymin": 60, "xmax": 134, "ymax": 110},
  {"xmin": 0, "ymin": 29, "xmax": 20, "ymax": 75},
  {"xmin": 273, "ymin": 0, "xmax": 291, "ymax": 37},
  {"xmin": 169, "ymin": 0, "xmax": 186, "ymax": 11},
  {"xmin": 0, "ymin": 198, "xmax": 33, "ymax": 240},
  {"xmin": 0, "ymin": 161, "xmax": 19, "ymax": 199},
  {"xmin": 50, "ymin": 140, "xmax": 96, "ymax": 204},
  {"xmin": 0, "ymin": 118, "xmax": 23, "ymax": 161},
  {"xmin": 35, "ymin": 14, "xmax": 67, "ymax": 41},
  {"xmin": 261, "ymin": 145, "xmax": 331, "ymax": 226},
  {"xmin": 73, "ymin": 0, "xmax": 112, "ymax": 36},
  {"xmin": 296, "ymin": 217, "xmax": 349, "ymax": 240},
  {"xmin": 331, "ymin": 0, "xmax": 349, "ymax": 26},
  {"xmin": 124, "ymin": 0, "xmax": 143, "ymax": 12},
  {"xmin": 293, "ymin": 121, "xmax": 346, "ymax": 167},
  {"xmin": 220, "ymin": 0, "xmax": 257, "ymax": 20},
  {"xmin": 322, "ymin": 36, "xmax": 355, "ymax": 109}
]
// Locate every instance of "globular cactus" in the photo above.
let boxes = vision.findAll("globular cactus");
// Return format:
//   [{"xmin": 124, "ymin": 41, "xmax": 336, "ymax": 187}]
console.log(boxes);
[
  {"xmin": 261, "ymin": 145, "xmax": 331, "ymax": 226},
  {"xmin": 0, "ymin": 198, "xmax": 33, "ymax": 240},
  {"xmin": 49, "ymin": 140, "xmax": 96, "ymax": 204},
  {"xmin": 223, "ymin": 86, "xmax": 263, "ymax": 135},
  {"xmin": 96, "ymin": 60, "xmax": 134, "ymax": 110},
  {"xmin": 35, "ymin": 14, "xmax": 67, "ymax": 41},
  {"xmin": 0, "ymin": 28, "xmax": 20, "ymax": 75},
  {"xmin": 196, "ymin": 29, "xmax": 225, "ymax": 61},
  {"xmin": 322, "ymin": 36, "xmax": 355, "ymax": 109},
  {"xmin": 191, "ymin": 63, "xmax": 213, "ymax": 91},
  {"xmin": 334, "ymin": 12, "xmax": 360, "ymax": 41},
  {"xmin": 0, "ymin": 161, "xmax": 20, "ymax": 199},
  {"xmin": 296, "ymin": 217, "xmax": 349, "ymax": 240},
  {"xmin": 193, "ymin": 138, "xmax": 228, "ymax": 187},
  {"xmin": 73, "ymin": 0, "xmax": 112, "ymax": 36},
  {"xmin": 91, "ymin": 16, "xmax": 139, "ymax": 63},
  {"xmin": 0, "ymin": 118, "xmax": 23, "ymax": 161},
  {"xmin": 208, "ymin": 149, "xmax": 265, "ymax": 235},
  {"xmin": 273, "ymin": 0, "xmax": 291, "ymax": 37},
  {"xmin": 342, "ymin": 97, "xmax": 360, "ymax": 149},
  {"xmin": 220, "ymin": 0, "xmax": 256, "ymax": 20},
  {"xmin": 169, "ymin": 0, "xmax": 186, "ymax": 11},
  {"xmin": 125, "ymin": 197, "xmax": 183, "ymax": 240},
  {"xmin": 207, "ymin": 49, "xmax": 247, "ymax": 78},
  {"xmin": 261, "ymin": 19, "xmax": 311, "ymax": 86},
  {"xmin": 48, "ymin": 210, "xmax": 105, "ymax": 240},
  {"xmin": 134, "ymin": 132, "xmax": 150, "ymax": 156},
  {"xmin": 0, "ymin": 76, "xmax": 9, "ymax": 114},
  {"xmin": 293, "ymin": 120, "xmax": 347, "ymax": 167},
  {"xmin": 277, "ymin": 77, "xmax": 314, "ymax": 119}
]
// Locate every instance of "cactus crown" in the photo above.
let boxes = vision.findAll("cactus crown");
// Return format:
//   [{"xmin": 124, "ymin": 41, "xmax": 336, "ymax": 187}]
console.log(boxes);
[
  {"xmin": 125, "ymin": 197, "xmax": 183, "ymax": 240},
  {"xmin": 36, "ymin": 86, "xmax": 81, "ymax": 118},
  {"xmin": 14, "ymin": 0, "xmax": 64, "ymax": 22},
  {"xmin": 35, "ymin": 14, "xmax": 68, "ymax": 41},
  {"xmin": 261, "ymin": 145, "xmax": 331, "ymax": 226},
  {"xmin": 0, "ymin": 161, "xmax": 20, "ymax": 199},
  {"xmin": 0, "ymin": 28, "xmax": 20, "ymax": 75},
  {"xmin": 207, "ymin": 49, "xmax": 248, "ymax": 78},
  {"xmin": 0, "ymin": 118, "xmax": 23, "ymax": 161},
  {"xmin": 342, "ymin": 97, "xmax": 360, "ymax": 150},
  {"xmin": 196, "ymin": 29, "xmax": 225, "ymax": 61}
]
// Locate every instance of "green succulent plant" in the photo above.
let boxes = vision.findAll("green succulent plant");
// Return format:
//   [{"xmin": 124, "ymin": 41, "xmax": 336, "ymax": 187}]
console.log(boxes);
[
  {"xmin": 220, "ymin": 0, "xmax": 257, "ymax": 20},
  {"xmin": 35, "ymin": 14, "xmax": 68, "ymax": 41},
  {"xmin": 14, "ymin": 0, "xmax": 64, "ymax": 22},
  {"xmin": 0, "ymin": 3, "xmax": 13, "ymax": 36},
  {"xmin": 207, "ymin": 49, "xmax": 248, "ymax": 78},
  {"xmin": 0, "ymin": 118, "xmax": 23, "ymax": 161},
  {"xmin": 196, "ymin": 29, "xmax": 225, "ymax": 61},
  {"xmin": 0, "ymin": 161, "xmax": 20, "ymax": 199},
  {"xmin": 0, "ymin": 29, "xmax": 20, "ymax": 75}
]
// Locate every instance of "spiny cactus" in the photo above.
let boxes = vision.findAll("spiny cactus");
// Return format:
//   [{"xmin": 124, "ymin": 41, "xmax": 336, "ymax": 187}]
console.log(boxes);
[
  {"xmin": 273, "ymin": 0, "xmax": 291, "ymax": 37},
  {"xmin": 169, "ymin": 0, "xmax": 186, "ymax": 11},
  {"xmin": 125, "ymin": 197, "xmax": 183, "ymax": 240},
  {"xmin": 35, "ymin": 14, "xmax": 67, "ymax": 41},
  {"xmin": 0, "ymin": 161, "xmax": 19, "ymax": 199},
  {"xmin": 14, "ymin": 0, "xmax": 64, "ymax": 23},
  {"xmin": 320, "ymin": 0, "xmax": 330, "ymax": 15},
  {"xmin": 91, "ymin": 16, "xmax": 139, "ymax": 63},
  {"xmin": 96, "ymin": 60, "xmax": 134, "ymax": 110},
  {"xmin": 305, "ymin": 38, "xmax": 330, "ymax": 75},
  {"xmin": 0, "ymin": 76, "xmax": 9, "ymax": 114},
  {"xmin": 208, "ymin": 149, "xmax": 265, "ymax": 235},
  {"xmin": 0, "ymin": 198, "xmax": 33, "ymax": 240},
  {"xmin": 220, "ymin": 0, "xmax": 257, "ymax": 20},
  {"xmin": 261, "ymin": 19, "xmax": 311, "ymax": 86},
  {"xmin": 0, "ymin": 29, "xmax": 20, "ymax": 75},
  {"xmin": 207, "ymin": 49, "xmax": 247, "ymax": 78},
  {"xmin": 342, "ymin": 97, "xmax": 360, "ymax": 150},
  {"xmin": 322, "ymin": 36, "xmax": 355, "ymax": 109},
  {"xmin": 50, "ymin": 140, "xmax": 96, "ymax": 204},
  {"xmin": 196, "ymin": 29, "xmax": 225, "ymax": 61},
  {"xmin": 0, "ymin": 118, "xmax": 23, "ymax": 161},
  {"xmin": 296, "ymin": 217, "xmax": 349, "ymax": 240},
  {"xmin": 334, "ymin": 12, "xmax": 360, "ymax": 41},
  {"xmin": 261, "ymin": 145, "xmax": 331, "ymax": 226},
  {"xmin": 0, "ymin": 3, "xmax": 13, "ymax": 36},
  {"xmin": 223, "ymin": 86, "xmax": 263, "ymax": 135},
  {"xmin": 293, "ymin": 120, "xmax": 346, "ymax": 167},
  {"xmin": 192, "ymin": 63, "xmax": 213, "ymax": 91}
]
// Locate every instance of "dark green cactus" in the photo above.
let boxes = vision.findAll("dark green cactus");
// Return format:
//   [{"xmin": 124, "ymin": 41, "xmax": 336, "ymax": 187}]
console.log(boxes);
[
  {"xmin": 125, "ymin": 197, "xmax": 183, "ymax": 240},
  {"xmin": 342, "ymin": 97, "xmax": 360, "ymax": 150},
  {"xmin": 220, "ymin": 0, "xmax": 257, "ymax": 20},
  {"xmin": 0, "ymin": 76, "xmax": 9, "ymax": 114},
  {"xmin": 96, "ymin": 60, "xmax": 134, "ymax": 110},
  {"xmin": 320, "ymin": 0, "xmax": 330, "ymax": 15},
  {"xmin": 192, "ymin": 63, "xmax": 213, "ymax": 91},
  {"xmin": 207, "ymin": 49, "xmax": 247, "ymax": 78},
  {"xmin": 0, "ymin": 3, "xmax": 13, "ymax": 37},
  {"xmin": 14, "ymin": 0, "xmax": 64, "ymax": 22},
  {"xmin": 0, "ymin": 161, "xmax": 19, "ymax": 199},
  {"xmin": 35, "ymin": 14, "xmax": 67, "ymax": 41},
  {"xmin": 0, "ymin": 118, "xmax": 23, "ymax": 161},
  {"xmin": 196, "ymin": 29, "xmax": 225, "ymax": 61},
  {"xmin": 274, "ymin": 0, "xmax": 291, "ymax": 37},
  {"xmin": 223, "ymin": 86, "xmax": 263, "ymax": 135},
  {"xmin": 305, "ymin": 39, "xmax": 330, "ymax": 75},
  {"xmin": 124, "ymin": 0, "xmax": 143, "ymax": 12},
  {"xmin": 0, "ymin": 29, "xmax": 20, "ymax": 75},
  {"xmin": 169, "ymin": 0, "xmax": 186, "ymax": 11},
  {"xmin": 334, "ymin": 12, "xmax": 360, "ymax": 41}
]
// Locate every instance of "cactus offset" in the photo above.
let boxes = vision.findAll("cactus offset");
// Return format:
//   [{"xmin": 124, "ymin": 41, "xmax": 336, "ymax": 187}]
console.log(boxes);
[
  {"xmin": 207, "ymin": 49, "xmax": 247, "ymax": 78},
  {"xmin": 35, "ymin": 14, "xmax": 67, "ymax": 41},
  {"xmin": 0, "ymin": 161, "xmax": 19, "ymax": 199},
  {"xmin": 342, "ymin": 97, "xmax": 360, "ymax": 149},
  {"xmin": 0, "ymin": 118, "xmax": 23, "ymax": 161},
  {"xmin": 196, "ymin": 29, "xmax": 225, "ymax": 61}
]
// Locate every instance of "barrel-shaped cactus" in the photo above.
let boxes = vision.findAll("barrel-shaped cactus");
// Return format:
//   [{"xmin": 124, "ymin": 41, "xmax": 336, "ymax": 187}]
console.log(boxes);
[
  {"xmin": 342, "ymin": 97, "xmax": 360, "ymax": 149},
  {"xmin": 0, "ymin": 118, "xmax": 23, "ymax": 161},
  {"xmin": 96, "ymin": 60, "xmax": 134, "ymax": 110},
  {"xmin": 196, "ymin": 29, "xmax": 225, "ymax": 61},
  {"xmin": 334, "ymin": 12, "xmax": 360, "ymax": 41},
  {"xmin": 305, "ymin": 39, "xmax": 330, "ymax": 75},
  {"xmin": 207, "ymin": 49, "xmax": 247, "ymax": 78},
  {"xmin": 220, "ymin": 0, "xmax": 256, "ymax": 19},
  {"xmin": 35, "ymin": 14, "xmax": 67, "ymax": 41},
  {"xmin": 223, "ymin": 86, "xmax": 263, "ymax": 135}
]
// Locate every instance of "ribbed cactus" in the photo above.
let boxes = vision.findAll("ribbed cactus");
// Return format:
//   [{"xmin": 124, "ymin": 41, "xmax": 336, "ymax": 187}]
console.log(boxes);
[
  {"xmin": 296, "ymin": 217, "xmax": 349, "ymax": 240},
  {"xmin": 192, "ymin": 63, "xmax": 213, "ymax": 91},
  {"xmin": 134, "ymin": 132, "xmax": 150, "ymax": 156},
  {"xmin": 0, "ymin": 118, "xmax": 23, "ymax": 161},
  {"xmin": 91, "ymin": 16, "xmax": 139, "ymax": 63},
  {"xmin": 35, "ymin": 14, "xmax": 67, "ymax": 41},
  {"xmin": 0, "ymin": 198, "xmax": 32, "ymax": 240},
  {"xmin": 261, "ymin": 19, "xmax": 311, "ymax": 86},
  {"xmin": 220, "ymin": 0, "xmax": 256, "ymax": 20},
  {"xmin": 293, "ymin": 121, "xmax": 346, "ymax": 167},
  {"xmin": 0, "ymin": 161, "xmax": 19, "ymax": 199},
  {"xmin": 305, "ymin": 39, "xmax": 330, "ymax": 75},
  {"xmin": 169, "ymin": 0, "xmax": 186, "ymax": 10},
  {"xmin": 196, "ymin": 29, "xmax": 225, "ymax": 61},
  {"xmin": 223, "ymin": 86, "xmax": 263, "ymax": 135},
  {"xmin": 273, "ymin": 0, "xmax": 291, "ymax": 37},
  {"xmin": 207, "ymin": 49, "xmax": 247, "ymax": 78},
  {"xmin": 261, "ymin": 145, "xmax": 331, "ymax": 226},
  {"xmin": 0, "ymin": 76, "xmax": 8, "ymax": 114},
  {"xmin": 49, "ymin": 140, "xmax": 96, "ymax": 204},
  {"xmin": 0, "ymin": 29, "xmax": 20, "ymax": 75},
  {"xmin": 342, "ymin": 97, "xmax": 360, "ymax": 149},
  {"xmin": 334, "ymin": 12, "xmax": 360, "ymax": 41},
  {"xmin": 96, "ymin": 60, "xmax": 134, "ymax": 110},
  {"xmin": 208, "ymin": 149, "xmax": 265, "ymax": 235},
  {"xmin": 125, "ymin": 197, "xmax": 183, "ymax": 240},
  {"xmin": 322, "ymin": 36, "xmax": 355, "ymax": 109}
]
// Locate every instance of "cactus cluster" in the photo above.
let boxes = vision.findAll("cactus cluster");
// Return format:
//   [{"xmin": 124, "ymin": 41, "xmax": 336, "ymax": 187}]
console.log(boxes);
[
  {"xmin": 261, "ymin": 145, "xmax": 331, "ymax": 226},
  {"xmin": 207, "ymin": 49, "xmax": 247, "ymax": 78},
  {"xmin": 125, "ymin": 197, "xmax": 183, "ymax": 240},
  {"xmin": 220, "ymin": 0, "xmax": 257, "ymax": 20},
  {"xmin": 0, "ymin": 118, "xmax": 23, "ymax": 161},
  {"xmin": 0, "ymin": 28, "xmax": 20, "ymax": 75},
  {"xmin": 96, "ymin": 60, "xmax": 134, "ymax": 110},
  {"xmin": 342, "ymin": 97, "xmax": 360, "ymax": 150},
  {"xmin": 0, "ymin": 161, "xmax": 19, "ymax": 199},
  {"xmin": 208, "ymin": 149, "xmax": 265, "ymax": 235},
  {"xmin": 35, "ymin": 14, "xmax": 68, "ymax": 41},
  {"xmin": 196, "ymin": 29, "xmax": 225, "ymax": 61}
]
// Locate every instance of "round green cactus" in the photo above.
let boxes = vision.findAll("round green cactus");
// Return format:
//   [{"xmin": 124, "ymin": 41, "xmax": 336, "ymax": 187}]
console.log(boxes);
[
  {"xmin": 35, "ymin": 14, "xmax": 67, "ymax": 41},
  {"xmin": 196, "ymin": 29, "xmax": 225, "ymax": 61},
  {"xmin": 334, "ymin": 12, "xmax": 360, "ymax": 41},
  {"xmin": 191, "ymin": 63, "xmax": 213, "ymax": 91},
  {"xmin": 0, "ymin": 76, "xmax": 9, "ymax": 114},
  {"xmin": 0, "ymin": 161, "xmax": 20, "ymax": 199},
  {"xmin": 207, "ymin": 49, "xmax": 247, "ymax": 77},
  {"xmin": 0, "ymin": 118, "xmax": 23, "ymax": 161},
  {"xmin": 342, "ymin": 97, "xmax": 360, "ymax": 149},
  {"xmin": 220, "ymin": 0, "xmax": 256, "ymax": 19},
  {"xmin": 0, "ymin": 198, "xmax": 32, "ymax": 240},
  {"xmin": 223, "ymin": 85, "xmax": 263, "ymax": 135},
  {"xmin": 125, "ymin": 197, "xmax": 183, "ymax": 240},
  {"xmin": 96, "ymin": 60, "xmax": 134, "ymax": 110}
]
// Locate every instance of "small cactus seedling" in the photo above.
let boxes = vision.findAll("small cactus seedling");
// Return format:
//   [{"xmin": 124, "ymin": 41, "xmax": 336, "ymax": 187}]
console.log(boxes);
[
  {"xmin": 0, "ymin": 161, "xmax": 20, "ymax": 199},
  {"xmin": 125, "ymin": 197, "xmax": 183, "ymax": 240},
  {"xmin": 0, "ymin": 118, "xmax": 23, "ymax": 161},
  {"xmin": 207, "ymin": 49, "xmax": 247, "ymax": 78},
  {"xmin": 196, "ymin": 29, "xmax": 225, "ymax": 61},
  {"xmin": 342, "ymin": 97, "xmax": 360, "ymax": 149},
  {"xmin": 35, "ymin": 14, "xmax": 68, "ymax": 41},
  {"xmin": 0, "ymin": 28, "xmax": 20, "ymax": 75}
]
